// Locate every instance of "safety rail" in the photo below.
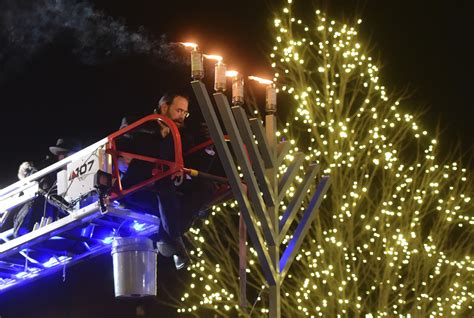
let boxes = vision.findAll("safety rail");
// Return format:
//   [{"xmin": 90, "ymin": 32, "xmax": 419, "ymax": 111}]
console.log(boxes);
[
  {"xmin": 106, "ymin": 114, "xmax": 184, "ymax": 200},
  {"xmin": 0, "ymin": 138, "xmax": 109, "ymax": 214}
]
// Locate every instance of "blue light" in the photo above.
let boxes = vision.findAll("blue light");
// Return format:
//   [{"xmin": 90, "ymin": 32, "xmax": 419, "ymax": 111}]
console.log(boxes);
[
  {"xmin": 99, "ymin": 228, "xmax": 117, "ymax": 244},
  {"xmin": 82, "ymin": 242, "xmax": 92, "ymax": 251},
  {"xmin": 102, "ymin": 236, "xmax": 115, "ymax": 244},
  {"xmin": 131, "ymin": 220, "xmax": 146, "ymax": 232},
  {"xmin": 15, "ymin": 271, "xmax": 28, "ymax": 279},
  {"xmin": 43, "ymin": 256, "xmax": 71, "ymax": 268},
  {"xmin": 43, "ymin": 257, "xmax": 59, "ymax": 268},
  {"xmin": 0, "ymin": 279, "xmax": 15, "ymax": 290},
  {"xmin": 50, "ymin": 236, "xmax": 65, "ymax": 240},
  {"xmin": 15, "ymin": 268, "xmax": 40, "ymax": 279},
  {"xmin": 80, "ymin": 224, "xmax": 95, "ymax": 238},
  {"xmin": 43, "ymin": 255, "xmax": 72, "ymax": 268}
]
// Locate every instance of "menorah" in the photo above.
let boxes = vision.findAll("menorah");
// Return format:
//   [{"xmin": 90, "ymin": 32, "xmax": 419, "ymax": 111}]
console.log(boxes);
[{"xmin": 191, "ymin": 80, "xmax": 331, "ymax": 318}]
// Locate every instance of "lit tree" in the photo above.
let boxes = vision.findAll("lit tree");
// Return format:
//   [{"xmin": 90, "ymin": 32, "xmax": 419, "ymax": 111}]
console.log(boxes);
[{"xmin": 166, "ymin": 1, "xmax": 473, "ymax": 317}]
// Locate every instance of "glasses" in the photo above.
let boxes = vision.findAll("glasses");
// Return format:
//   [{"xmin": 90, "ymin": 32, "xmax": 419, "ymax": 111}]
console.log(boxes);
[{"xmin": 176, "ymin": 108, "xmax": 190, "ymax": 118}]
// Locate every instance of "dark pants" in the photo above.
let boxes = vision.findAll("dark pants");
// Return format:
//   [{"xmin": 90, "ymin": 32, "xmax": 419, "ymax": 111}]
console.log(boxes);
[
  {"xmin": 14, "ymin": 197, "xmax": 56, "ymax": 237},
  {"xmin": 121, "ymin": 177, "xmax": 214, "ymax": 242}
]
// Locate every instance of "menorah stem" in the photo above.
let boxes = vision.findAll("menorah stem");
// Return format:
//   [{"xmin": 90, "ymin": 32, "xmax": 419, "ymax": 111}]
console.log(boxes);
[{"xmin": 266, "ymin": 114, "xmax": 280, "ymax": 318}]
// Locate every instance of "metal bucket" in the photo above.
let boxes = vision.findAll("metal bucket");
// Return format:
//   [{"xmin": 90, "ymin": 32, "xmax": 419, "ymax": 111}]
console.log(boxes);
[{"xmin": 111, "ymin": 236, "xmax": 157, "ymax": 298}]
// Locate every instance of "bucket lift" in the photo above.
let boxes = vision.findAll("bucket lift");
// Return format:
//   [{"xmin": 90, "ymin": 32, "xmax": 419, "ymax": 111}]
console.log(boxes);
[
  {"xmin": 0, "ymin": 114, "xmax": 223, "ymax": 294},
  {"xmin": 1, "ymin": 82, "xmax": 330, "ymax": 316}
]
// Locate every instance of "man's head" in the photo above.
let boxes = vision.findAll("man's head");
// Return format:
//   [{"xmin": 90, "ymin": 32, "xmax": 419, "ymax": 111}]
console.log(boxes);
[{"xmin": 155, "ymin": 93, "xmax": 190, "ymax": 128}]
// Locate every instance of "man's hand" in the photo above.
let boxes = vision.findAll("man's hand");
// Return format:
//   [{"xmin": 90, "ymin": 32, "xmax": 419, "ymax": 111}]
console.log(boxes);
[
  {"xmin": 172, "ymin": 169, "xmax": 184, "ymax": 186},
  {"xmin": 157, "ymin": 119, "xmax": 170, "ymax": 138}
]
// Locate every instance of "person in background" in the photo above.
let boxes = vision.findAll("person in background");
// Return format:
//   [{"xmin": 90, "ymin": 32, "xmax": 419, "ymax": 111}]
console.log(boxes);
[{"xmin": 13, "ymin": 138, "xmax": 82, "ymax": 237}]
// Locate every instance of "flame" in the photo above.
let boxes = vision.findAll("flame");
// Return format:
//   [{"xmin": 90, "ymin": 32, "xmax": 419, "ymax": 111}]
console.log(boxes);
[
  {"xmin": 248, "ymin": 76, "xmax": 273, "ymax": 85},
  {"xmin": 203, "ymin": 54, "xmax": 223, "ymax": 62},
  {"xmin": 180, "ymin": 42, "xmax": 198, "ymax": 50},
  {"xmin": 226, "ymin": 70, "xmax": 239, "ymax": 77}
]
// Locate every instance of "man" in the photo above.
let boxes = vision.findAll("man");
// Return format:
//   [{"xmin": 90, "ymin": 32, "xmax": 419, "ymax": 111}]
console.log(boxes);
[
  {"xmin": 14, "ymin": 138, "xmax": 82, "ymax": 237},
  {"xmin": 155, "ymin": 93, "xmax": 189, "ymax": 130},
  {"xmin": 119, "ymin": 93, "xmax": 214, "ymax": 270}
]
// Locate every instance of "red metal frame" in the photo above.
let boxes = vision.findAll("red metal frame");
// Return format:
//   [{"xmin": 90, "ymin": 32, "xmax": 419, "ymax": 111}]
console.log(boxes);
[
  {"xmin": 184, "ymin": 135, "xmax": 230, "ymax": 157},
  {"xmin": 106, "ymin": 116, "xmax": 239, "ymax": 205},
  {"xmin": 106, "ymin": 114, "xmax": 184, "ymax": 200}
]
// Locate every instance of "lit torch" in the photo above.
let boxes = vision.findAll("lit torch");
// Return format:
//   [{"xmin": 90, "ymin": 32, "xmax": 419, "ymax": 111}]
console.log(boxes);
[
  {"xmin": 180, "ymin": 42, "xmax": 203, "ymax": 80},
  {"xmin": 227, "ymin": 70, "xmax": 244, "ymax": 106},
  {"xmin": 204, "ymin": 54, "xmax": 226, "ymax": 92},
  {"xmin": 248, "ymin": 76, "xmax": 276, "ymax": 114},
  {"xmin": 180, "ymin": 42, "xmax": 198, "ymax": 50}
]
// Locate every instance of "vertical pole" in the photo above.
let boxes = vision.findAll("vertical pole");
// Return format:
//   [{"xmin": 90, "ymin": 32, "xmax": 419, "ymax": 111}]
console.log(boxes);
[
  {"xmin": 239, "ymin": 213, "xmax": 248, "ymax": 312},
  {"xmin": 266, "ymin": 114, "xmax": 280, "ymax": 318}
]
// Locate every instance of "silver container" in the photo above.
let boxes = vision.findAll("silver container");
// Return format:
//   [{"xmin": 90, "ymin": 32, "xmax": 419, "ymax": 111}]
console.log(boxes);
[
  {"xmin": 214, "ymin": 62, "xmax": 227, "ymax": 92},
  {"xmin": 191, "ymin": 50, "xmax": 204, "ymax": 80},
  {"xmin": 111, "ymin": 237, "xmax": 157, "ymax": 298},
  {"xmin": 232, "ymin": 74, "xmax": 244, "ymax": 105}
]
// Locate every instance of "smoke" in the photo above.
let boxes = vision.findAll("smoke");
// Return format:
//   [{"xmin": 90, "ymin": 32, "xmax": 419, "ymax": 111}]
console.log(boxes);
[{"xmin": 0, "ymin": 0, "xmax": 186, "ymax": 67}]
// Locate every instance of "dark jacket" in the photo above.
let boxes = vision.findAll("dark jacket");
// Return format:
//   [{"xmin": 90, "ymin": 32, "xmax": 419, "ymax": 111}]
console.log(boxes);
[{"xmin": 117, "ymin": 115, "xmax": 196, "ymax": 189}]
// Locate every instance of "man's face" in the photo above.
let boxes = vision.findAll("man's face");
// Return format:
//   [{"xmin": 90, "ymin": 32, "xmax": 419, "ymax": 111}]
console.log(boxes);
[
  {"xmin": 56, "ymin": 151, "xmax": 73, "ymax": 161},
  {"xmin": 161, "ymin": 96, "xmax": 189, "ymax": 128}
]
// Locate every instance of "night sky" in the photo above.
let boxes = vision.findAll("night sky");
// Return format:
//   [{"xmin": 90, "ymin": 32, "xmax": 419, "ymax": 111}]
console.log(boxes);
[{"xmin": 0, "ymin": 0, "xmax": 472, "ymax": 317}]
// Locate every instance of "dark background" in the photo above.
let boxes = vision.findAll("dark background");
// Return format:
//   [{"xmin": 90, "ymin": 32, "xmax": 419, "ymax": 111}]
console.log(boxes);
[{"xmin": 0, "ymin": 1, "xmax": 472, "ymax": 317}]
